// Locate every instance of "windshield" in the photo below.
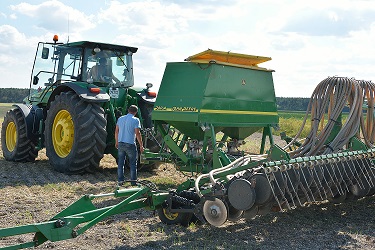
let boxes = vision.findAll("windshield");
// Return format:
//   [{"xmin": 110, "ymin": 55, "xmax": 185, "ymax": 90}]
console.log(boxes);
[
  {"xmin": 29, "ymin": 43, "xmax": 83, "ymax": 102},
  {"xmin": 28, "ymin": 43, "xmax": 135, "ymax": 102},
  {"xmin": 84, "ymin": 48, "xmax": 134, "ymax": 87}
]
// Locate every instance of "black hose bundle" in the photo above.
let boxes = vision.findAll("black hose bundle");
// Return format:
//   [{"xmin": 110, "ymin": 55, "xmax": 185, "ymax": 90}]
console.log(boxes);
[
  {"xmin": 286, "ymin": 77, "xmax": 375, "ymax": 157},
  {"xmin": 359, "ymin": 80, "xmax": 375, "ymax": 147}
]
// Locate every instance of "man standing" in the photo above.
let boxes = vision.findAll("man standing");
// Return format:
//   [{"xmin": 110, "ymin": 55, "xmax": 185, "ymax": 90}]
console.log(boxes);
[{"xmin": 115, "ymin": 105, "xmax": 144, "ymax": 186}]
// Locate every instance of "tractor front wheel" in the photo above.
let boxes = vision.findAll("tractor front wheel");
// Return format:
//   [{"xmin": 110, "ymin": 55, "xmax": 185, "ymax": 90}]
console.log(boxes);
[
  {"xmin": 45, "ymin": 91, "xmax": 107, "ymax": 173},
  {"xmin": 1, "ymin": 108, "xmax": 38, "ymax": 162}
]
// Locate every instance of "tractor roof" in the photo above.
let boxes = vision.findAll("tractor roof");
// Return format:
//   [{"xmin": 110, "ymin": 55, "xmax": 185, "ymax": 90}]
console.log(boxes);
[{"xmin": 61, "ymin": 41, "xmax": 138, "ymax": 54}]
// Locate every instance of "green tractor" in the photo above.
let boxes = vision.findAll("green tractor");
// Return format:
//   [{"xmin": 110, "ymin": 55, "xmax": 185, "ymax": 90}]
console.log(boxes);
[{"xmin": 1, "ymin": 36, "xmax": 158, "ymax": 173}]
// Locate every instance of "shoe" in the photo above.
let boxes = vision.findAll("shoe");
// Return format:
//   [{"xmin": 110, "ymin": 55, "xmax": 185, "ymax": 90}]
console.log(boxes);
[
  {"xmin": 131, "ymin": 183, "xmax": 142, "ymax": 188},
  {"xmin": 117, "ymin": 181, "xmax": 124, "ymax": 187}
]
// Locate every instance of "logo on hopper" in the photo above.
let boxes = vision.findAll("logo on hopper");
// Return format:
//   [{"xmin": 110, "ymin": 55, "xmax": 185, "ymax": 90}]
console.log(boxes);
[
  {"xmin": 154, "ymin": 106, "xmax": 197, "ymax": 112},
  {"xmin": 172, "ymin": 106, "xmax": 197, "ymax": 112},
  {"xmin": 154, "ymin": 106, "xmax": 167, "ymax": 111}
]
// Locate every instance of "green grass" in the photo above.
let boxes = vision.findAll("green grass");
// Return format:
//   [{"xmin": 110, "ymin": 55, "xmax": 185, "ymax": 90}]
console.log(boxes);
[
  {"xmin": 278, "ymin": 110, "xmax": 349, "ymax": 138},
  {"xmin": 146, "ymin": 176, "xmax": 181, "ymax": 190},
  {"xmin": 278, "ymin": 110, "xmax": 308, "ymax": 119},
  {"xmin": 278, "ymin": 117, "xmax": 311, "ymax": 138},
  {"xmin": 274, "ymin": 111, "xmax": 311, "ymax": 138}
]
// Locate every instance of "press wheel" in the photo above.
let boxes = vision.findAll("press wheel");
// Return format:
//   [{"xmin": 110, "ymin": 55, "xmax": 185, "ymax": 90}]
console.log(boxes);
[{"xmin": 157, "ymin": 208, "xmax": 192, "ymax": 226}]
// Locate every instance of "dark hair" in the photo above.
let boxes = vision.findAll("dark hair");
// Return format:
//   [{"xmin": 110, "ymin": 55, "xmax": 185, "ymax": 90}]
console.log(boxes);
[{"xmin": 128, "ymin": 105, "xmax": 138, "ymax": 113}]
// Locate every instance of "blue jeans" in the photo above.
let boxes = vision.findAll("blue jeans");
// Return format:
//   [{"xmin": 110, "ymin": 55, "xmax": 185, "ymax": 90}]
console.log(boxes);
[{"xmin": 117, "ymin": 142, "xmax": 137, "ymax": 185}]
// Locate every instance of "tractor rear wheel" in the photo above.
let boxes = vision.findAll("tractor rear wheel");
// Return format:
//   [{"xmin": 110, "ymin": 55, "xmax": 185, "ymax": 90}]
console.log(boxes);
[
  {"xmin": 1, "ymin": 108, "xmax": 38, "ymax": 162},
  {"xmin": 45, "ymin": 91, "xmax": 107, "ymax": 173}
]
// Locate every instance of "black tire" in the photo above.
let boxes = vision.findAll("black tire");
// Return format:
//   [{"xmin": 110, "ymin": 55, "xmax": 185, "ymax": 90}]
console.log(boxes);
[
  {"xmin": 1, "ymin": 108, "xmax": 38, "ymax": 162},
  {"xmin": 45, "ymin": 91, "xmax": 107, "ymax": 173},
  {"xmin": 157, "ymin": 208, "xmax": 192, "ymax": 226}
]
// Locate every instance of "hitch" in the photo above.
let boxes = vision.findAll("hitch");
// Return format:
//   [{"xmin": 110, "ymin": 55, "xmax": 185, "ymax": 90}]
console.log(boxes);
[{"xmin": 0, "ymin": 186, "xmax": 168, "ymax": 250}]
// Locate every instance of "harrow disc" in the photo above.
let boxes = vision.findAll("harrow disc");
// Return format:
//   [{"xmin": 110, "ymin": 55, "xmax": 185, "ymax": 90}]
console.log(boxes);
[
  {"xmin": 349, "ymin": 175, "xmax": 371, "ymax": 197},
  {"xmin": 252, "ymin": 174, "xmax": 273, "ymax": 205},
  {"xmin": 243, "ymin": 205, "xmax": 258, "ymax": 220},
  {"xmin": 257, "ymin": 203, "xmax": 273, "ymax": 215},
  {"xmin": 203, "ymin": 198, "xmax": 228, "ymax": 227},
  {"xmin": 227, "ymin": 205, "xmax": 244, "ymax": 222},
  {"xmin": 368, "ymin": 187, "xmax": 375, "ymax": 196},
  {"xmin": 227, "ymin": 178, "xmax": 256, "ymax": 211},
  {"xmin": 328, "ymin": 191, "xmax": 347, "ymax": 204}
]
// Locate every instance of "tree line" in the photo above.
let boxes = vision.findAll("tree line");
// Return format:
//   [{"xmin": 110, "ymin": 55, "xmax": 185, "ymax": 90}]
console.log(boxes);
[
  {"xmin": 276, "ymin": 97, "xmax": 310, "ymax": 111},
  {"xmin": 0, "ymin": 88, "xmax": 30, "ymax": 103},
  {"xmin": 0, "ymin": 88, "xmax": 312, "ymax": 111}
]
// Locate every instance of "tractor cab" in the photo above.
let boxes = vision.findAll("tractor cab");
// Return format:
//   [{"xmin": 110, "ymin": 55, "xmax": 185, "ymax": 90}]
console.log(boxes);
[{"xmin": 29, "ymin": 37, "xmax": 138, "ymax": 103}]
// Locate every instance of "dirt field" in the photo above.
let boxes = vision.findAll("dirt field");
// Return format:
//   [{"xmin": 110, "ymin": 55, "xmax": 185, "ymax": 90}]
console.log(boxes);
[{"xmin": 0, "ymin": 130, "xmax": 374, "ymax": 250}]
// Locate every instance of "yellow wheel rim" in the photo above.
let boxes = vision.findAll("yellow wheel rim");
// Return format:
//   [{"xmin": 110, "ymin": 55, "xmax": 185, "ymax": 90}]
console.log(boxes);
[
  {"xmin": 5, "ymin": 121, "xmax": 17, "ymax": 152},
  {"xmin": 52, "ymin": 110, "xmax": 74, "ymax": 158},
  {"xmin": 163, "ymin": 208, "xmax": 179, "ymax": 221}
]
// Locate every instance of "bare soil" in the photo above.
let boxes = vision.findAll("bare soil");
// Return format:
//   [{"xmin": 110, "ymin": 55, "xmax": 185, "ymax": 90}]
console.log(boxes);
[{"xmin": 0, "ymin": 131, "xmax": 374, "ymax": 250}]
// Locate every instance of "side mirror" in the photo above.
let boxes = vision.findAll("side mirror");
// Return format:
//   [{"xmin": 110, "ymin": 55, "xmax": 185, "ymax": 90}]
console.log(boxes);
[
  {"xmin": 33, "ymin": 76, "xmax": 39, "ymax": 85},
  {"xmin": 146, "ymin": 83, "xmax": 153, "ymax": 89},
  {"xmin": 41, "ymin": 47, "xmax": 49, "ymax": 59}
]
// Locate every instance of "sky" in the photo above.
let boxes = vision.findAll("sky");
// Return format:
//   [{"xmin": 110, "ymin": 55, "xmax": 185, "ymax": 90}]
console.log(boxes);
[{"xmin": 1, "ymin": 0, "xmax": 375, "ymax": 97}]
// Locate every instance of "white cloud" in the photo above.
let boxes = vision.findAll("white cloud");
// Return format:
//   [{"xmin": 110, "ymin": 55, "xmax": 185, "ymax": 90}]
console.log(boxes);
[
  {"xmin": 96, "ymin": 0, "xmax": 240, "ymax": 86},
  {"xmin": 266, "ymin": 1, "xmax": 375, "ymax": 37},
  {"xmin": 94, "ymin": 0, "xmax": 375, "ymax": 96},
  {"xmin": 0, "ymin": 25, "xmax": 27, "ymax": 49},
  {"xmin": 10, "ymin": 0, "xmax": 95, "ymax": 34},
  {"xmin": 1, "ymin": 0, "xmax": 375, "ymax": 96},
  {"xmin": 270, "ymin": 33, "xmax": 306, "ymax": 51},
  {"xmin": 241, "ymin": 0, "xmax": 375, "ymax": 96},
  {"xmin": 98, "ymin": 1, "xmax": 189, "ymax": 44},
  {"xmin": 0, "ymin": 25, "xmax": 37, "ymax": 88}
]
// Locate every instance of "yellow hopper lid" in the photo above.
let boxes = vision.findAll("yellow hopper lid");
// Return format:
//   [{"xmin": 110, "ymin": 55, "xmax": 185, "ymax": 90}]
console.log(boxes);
[{"xmin": 185, "ymin": 49, "xmax": 272, "ymax": 69}]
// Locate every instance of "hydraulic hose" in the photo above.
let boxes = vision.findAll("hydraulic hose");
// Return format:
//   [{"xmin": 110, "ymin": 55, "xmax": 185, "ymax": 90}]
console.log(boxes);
[{"xmin": 284, "ymin": 76, "xmax": 373, "ymax": 157}]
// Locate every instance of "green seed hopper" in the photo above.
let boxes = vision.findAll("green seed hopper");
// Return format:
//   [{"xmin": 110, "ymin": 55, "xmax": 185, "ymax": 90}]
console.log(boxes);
[
  {"xmin": 1, "ymin": 50, "xmax": 375, "ymax": 249},
  {"xmin": 146, "ymin": 50, "xmax": 279, "ymax": 173},
  {"xmin": 153, "ymin": 49, "xmax": 278, "ymax": 141}
]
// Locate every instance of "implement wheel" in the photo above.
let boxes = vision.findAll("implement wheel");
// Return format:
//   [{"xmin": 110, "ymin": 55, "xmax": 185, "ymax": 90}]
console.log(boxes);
[
  {"xmin": 1, "ymin": 108, "xmax": 38, "ymax": 162},
  {"xmin": 157, "ymin": 208, "xmax": 192, "ymax": 226},
  {"xmin": 45, "ymin": 91, "xmax": 107, "ymax": 173}
]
